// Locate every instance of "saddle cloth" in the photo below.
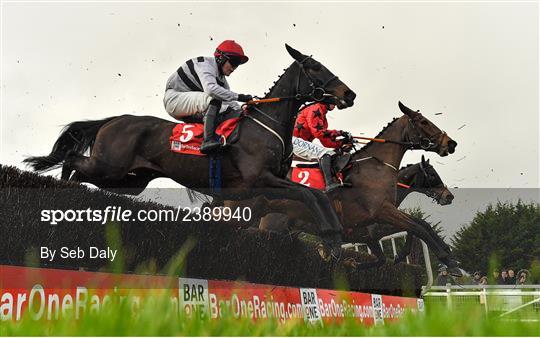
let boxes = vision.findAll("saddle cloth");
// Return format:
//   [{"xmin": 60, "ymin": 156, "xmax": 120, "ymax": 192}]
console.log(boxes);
[
  {"xmin": 290, "ymin": 153, "xmax": 351, "ymax": 190},
  {"xmin": 292, "ymin": 162, "xmax": 411, "ymax": 191},
  {"xmin": 290, "ymin": 165, "xmax": 326, "ymax": 190},
  {"xmin": 170, "ymin": 118, "xmax": 240, "ymax": 156}
]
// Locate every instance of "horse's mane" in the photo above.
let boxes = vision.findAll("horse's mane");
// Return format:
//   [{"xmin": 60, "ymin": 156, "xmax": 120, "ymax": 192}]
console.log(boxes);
[
  {"xmin": 262, "ymin": 64, "xmax": 294, "ymax": 99},
  {"xmin": 355, "ymin": 117, "xmax": 401, "ymax": 154}
]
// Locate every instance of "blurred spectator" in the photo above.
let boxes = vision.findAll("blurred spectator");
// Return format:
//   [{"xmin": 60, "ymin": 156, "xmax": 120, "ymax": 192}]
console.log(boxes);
[
  {"xmin": 479, "ymin": 276, "xmax": 488, "ymax": 285},
  {"xmin": 435, "ymin": 265, "xmax": 455, "ymax": 286},
  {"xmin": 517, "ymin": 269, "xmax": 530, "ymax": 285},
  {"xmin": 507, "ymin": 269, "xmax": 516, "ymax": 285},
  {"xmin": 471, "ymin": 271, "xmax": 481, "ymax": 285},
  {"xmin": 498, "ymin": 269, "xmax": 508, "ymax": 285},
  {"xmin": 491, "ymin": 270, "xmax": 500, "ymax": 284}
]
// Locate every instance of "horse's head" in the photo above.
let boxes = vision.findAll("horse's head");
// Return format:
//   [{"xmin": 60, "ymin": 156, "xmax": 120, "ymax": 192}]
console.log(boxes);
[
  {"xmin": 398, "ymin": 101, "xmax": 457, "ymax": 156},
  {"xmin": 286, "ymin": 44, "xmax": 356, "ymax": 109},
  {"xmin": 417, "ymin": 155, "xmax": 454, "ymax": 205}
]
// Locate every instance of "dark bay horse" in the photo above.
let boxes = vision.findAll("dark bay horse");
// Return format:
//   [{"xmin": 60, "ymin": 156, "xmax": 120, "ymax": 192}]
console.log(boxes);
[
  {"xmin": 252, "ymin": 102, "xmax": 459, "ymax": 269},
  {"xmin": 259, "ymin": 155, "xmax": 454, "ymax": 266},
  {"xmin": 347, "ymin": 155, "xmax": 454, "ymax": 266},
  {"xmin": 395, "ymin": 156, "xmax": 453, "ymax": 207},
  {"xmin": 24, "ymin": 44, "xmax": 356, "ymax": 245}
]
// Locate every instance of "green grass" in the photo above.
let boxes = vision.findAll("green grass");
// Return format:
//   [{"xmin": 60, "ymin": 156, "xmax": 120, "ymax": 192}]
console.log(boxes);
[
  {"xmin": 4, "ymin": 235, "xmax": 537, "ymax": 336},
  {"xmin": 1, "ymin": 290, "xmax": 539, "ymax": 336}
]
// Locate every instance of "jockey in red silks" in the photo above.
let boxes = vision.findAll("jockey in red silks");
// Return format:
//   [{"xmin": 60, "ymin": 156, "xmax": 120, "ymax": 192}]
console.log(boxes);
[
  {"xmin": 293, "ymin": 102, "xmax": 353, "ymax": 192},
  {"xmin": 164, "ymin": 40, "xmax": 253, "ymax": 154}
]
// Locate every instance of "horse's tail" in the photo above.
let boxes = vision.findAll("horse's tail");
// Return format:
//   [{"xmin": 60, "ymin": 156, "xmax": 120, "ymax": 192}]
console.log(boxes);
[{"xmin": 24, "ymin": 116, "xmax": 117, "ymax": 172}]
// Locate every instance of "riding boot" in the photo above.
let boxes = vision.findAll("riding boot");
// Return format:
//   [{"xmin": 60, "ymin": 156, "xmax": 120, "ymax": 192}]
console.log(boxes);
[
  {"xmin": 200, "ymin": 100, "xmax": 222, "ymax": 154},
  {"xmin": 320, "ymin": 154, "xmax": 341, "ymax": 192}
]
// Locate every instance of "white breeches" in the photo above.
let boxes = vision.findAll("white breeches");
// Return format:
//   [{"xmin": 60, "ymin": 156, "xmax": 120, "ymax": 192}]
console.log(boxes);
[
  {"xmin": 292, "ymin": 137, "xmax": 335, "ymax": 161},
  {"xmin": 164, "ymin": 90, "xmax": 231, "ymax": 119}
]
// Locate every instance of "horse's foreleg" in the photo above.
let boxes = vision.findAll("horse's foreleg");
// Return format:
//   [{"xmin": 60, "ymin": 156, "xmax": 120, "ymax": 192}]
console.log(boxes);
[
  {"xmin": 413, "ymin": 216, "xmax": 452, "ymax": 254},
  {"xmin": 258, "ymin": 174, "xmax": 343, "ymax": 242},
  {"xmin": 394, "ymin": 233, "xmax": 414, "ymax": 264},
  {"xmin": 378, "ymin": 205, "xmax": 456, "ymax": 267},
  {"xmin": 352, "ymin": 239, "xmax": 387, "ymax": 270},
  {"xmin": 365, "ymin": 223, "xmax": 412, "ymax": 264}
]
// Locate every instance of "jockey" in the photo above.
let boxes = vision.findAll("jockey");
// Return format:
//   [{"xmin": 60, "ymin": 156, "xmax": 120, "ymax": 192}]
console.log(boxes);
[
  {"xmin": 293, "ymin": 102, "xmax": 353, "ymax": 192},
  {"xmin": 164, "ymin": 40, "xmax": 253, "ymax": 154}
]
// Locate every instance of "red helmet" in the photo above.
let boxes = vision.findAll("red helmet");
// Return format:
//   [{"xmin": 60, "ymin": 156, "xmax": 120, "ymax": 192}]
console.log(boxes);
[{"xmin": 214, "ymin": 40, "xmax": 249, "ymax": 66}]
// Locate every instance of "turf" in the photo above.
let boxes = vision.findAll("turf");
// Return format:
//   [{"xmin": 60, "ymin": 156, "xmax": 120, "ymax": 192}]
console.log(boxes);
[{"xmin": 1, "ymin": 291, "xmax": 538, "ymax": 336}]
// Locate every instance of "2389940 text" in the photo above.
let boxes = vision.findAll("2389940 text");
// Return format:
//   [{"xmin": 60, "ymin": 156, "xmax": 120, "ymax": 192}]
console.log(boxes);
[{"xmin": 182, "ymin": 207, "xmax": 252, "ymax": 222}]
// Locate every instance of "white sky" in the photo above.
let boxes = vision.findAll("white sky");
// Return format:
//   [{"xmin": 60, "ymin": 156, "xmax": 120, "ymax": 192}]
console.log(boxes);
[{"xmin": 1, "ymin": 1, "xmax": 539, "ymax": 193}]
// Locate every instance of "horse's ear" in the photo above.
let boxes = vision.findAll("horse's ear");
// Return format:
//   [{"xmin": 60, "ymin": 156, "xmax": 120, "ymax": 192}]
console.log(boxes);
[
  {"xmin": 398, "ymin": 101, "xmax": 419, "ymax": 117},
  {"xmin": 285, "ymin": 44, "xmax": 305, "ymax": 62},
  {"xmin": 419, "ymin": 156, "xmax": 428, "ymax": 174}
]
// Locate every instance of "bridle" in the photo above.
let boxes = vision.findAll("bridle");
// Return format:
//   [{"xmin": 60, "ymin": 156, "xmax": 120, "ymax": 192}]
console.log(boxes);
[
  {"xmin": 349, "ymin": 115, "xmax": 448, "ymax": 151},
  {"xmin": 404, "ymin": 116, "xmax": 447, "ymax": 151},
  {"xmin": 244, "ymin": 55, "xmax": 345, "ymax": 160},
  {"xmin": 294, "ymin": 55, "xmax": 341, "ymax": 103},
  {"xmin": 248, "ymin": 55, "xmax": 343, "ymax": 127},
  {"xmin": 413, "ymin": 161, "xmax": 447, "ymax": 202},
  {"xmin": 344, "ymin": 116, "xmax": 448, "ymax": 180}
]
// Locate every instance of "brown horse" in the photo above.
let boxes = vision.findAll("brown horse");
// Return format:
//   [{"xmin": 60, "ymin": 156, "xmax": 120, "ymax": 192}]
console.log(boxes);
[
  {"xmin": 390, "ymin": 156, "xmax": 454, "ymax": 263},
  {"xmin": 24, "ymin": 44, "xmax": 356, "ymax": 245},
  {"xmin": 250, "ymin": 102, "xmax": 459, "ymax": 269},
  {"xmin": 395, "ymin": 156, "xmax": 453, "ymax": 206},
  {"xmin": 340, "ymin": 155, "xmax": 454, "ymax": 265},
  {"xmin": 259, "ymin": 155, "xmax": 454, "ymax": 267}
]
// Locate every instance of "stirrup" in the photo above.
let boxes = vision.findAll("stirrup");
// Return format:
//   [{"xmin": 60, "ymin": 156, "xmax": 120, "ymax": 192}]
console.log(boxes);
[
  {"xmin": 200, "ymin": 140, "xmax": 222, "ymax": 154},
  {"xmin": 324, "ymin": 176, "xmax": 351, "ymax": 192},
  {"xmin": 324, "ymin": 183, "xmax": 342, "ymax": 193}
]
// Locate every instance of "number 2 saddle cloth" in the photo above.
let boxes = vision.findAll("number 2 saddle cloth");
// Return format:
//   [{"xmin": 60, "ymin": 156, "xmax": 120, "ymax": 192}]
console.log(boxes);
[{"xmin": 290, "ymin": 165, "xmax": 326, "ymax": 190}]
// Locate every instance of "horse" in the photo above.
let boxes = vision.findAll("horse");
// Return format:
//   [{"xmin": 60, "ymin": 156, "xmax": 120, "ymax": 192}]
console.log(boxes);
[
  {"xmin": 24, "ymin": 44, "xmax": 356, "ymax": 246},
  {"xmin": 248, "ymin": 102, "xmax": 459, "ymax": 269},
  {"xmin": 258, "ymin": 154, "xmax": 454, "ymax": 266},
  {"xmin": 389, "ymin": 156, "xmax": 454, "ymax": 264},
  {"xmin": 344, "ymin": 154, "xmax": 454, "ymax": 266}
]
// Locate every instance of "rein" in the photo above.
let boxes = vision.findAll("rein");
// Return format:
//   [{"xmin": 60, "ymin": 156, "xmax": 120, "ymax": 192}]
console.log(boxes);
[
  {"xmin": 351, "ymin": 156, "xmax": 398, "ymax": 171},
  {"xmin": 352, "ymin": 118, "xmax": 446, "ymax": 150},
  {"xmin": 244, "ymin": 114, "xmax": 286, "ymax": 157},
  {"xmin": 406, "ymin": 117, "xmax": 447, "ymax": 150},
  {"xmin": 246, "ymin": 55, "xmax": 340, "ymax": 106},
  {"xmin": 344, "ymin": 117, "xmax": 444, "ymax": 177},
  {"xmin": 249, "ymin": 105, "xmax": 288, "ymax": 127},
  {"xmin": 241, "ymin": 55, "xmax": 339, "ymax": 162},
  {"xmin": 353, "ymin": 135, "xmax": 415, "ymax": 147},
  {"xmin": 415, "ymin": 162, "xmax": 447, "ymax": 202}
]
